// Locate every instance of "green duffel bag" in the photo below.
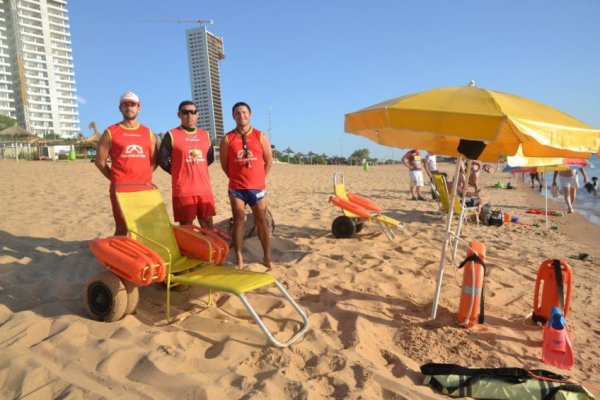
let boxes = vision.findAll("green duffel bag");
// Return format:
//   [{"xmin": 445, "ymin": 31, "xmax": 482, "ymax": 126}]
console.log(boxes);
[{"xmin": 421, "ymin": 363, "xmax": 595, "ymax": 400}]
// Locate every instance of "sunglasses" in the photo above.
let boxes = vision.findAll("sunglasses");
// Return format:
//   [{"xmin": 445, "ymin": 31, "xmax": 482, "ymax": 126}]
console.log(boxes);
[
  {"xmin": 180, "ymin": 109, "xmax": 198, "ymax": 115},
  {"xmin": 241, "ymin": 134, "xmax": 251, "ymax": 168}
]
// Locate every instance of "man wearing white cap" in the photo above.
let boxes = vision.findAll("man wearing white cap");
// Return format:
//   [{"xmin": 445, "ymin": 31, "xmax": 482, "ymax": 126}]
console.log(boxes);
[{"xmin": 95, "ymin": 91, "xmax": 157, "ymax": 235}]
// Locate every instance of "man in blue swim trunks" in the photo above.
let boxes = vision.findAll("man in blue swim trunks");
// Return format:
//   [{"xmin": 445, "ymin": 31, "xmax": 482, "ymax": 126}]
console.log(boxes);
[{"xmin": 220, "ymin": 102, "xmax": 274, "ymax": 269}]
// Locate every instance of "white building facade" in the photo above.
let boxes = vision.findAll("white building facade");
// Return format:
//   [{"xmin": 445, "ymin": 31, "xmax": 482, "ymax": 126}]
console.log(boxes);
[
  {"xmin": 0, "ymin": 0, "xmax": 80, "ymax": 137},
  {"xmin": 186, "ymin": 25, "xmax": 225, "ymax": 143}
]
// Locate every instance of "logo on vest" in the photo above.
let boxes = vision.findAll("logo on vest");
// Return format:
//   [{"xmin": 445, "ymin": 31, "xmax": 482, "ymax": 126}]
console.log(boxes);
[
  {"xmin": 187, "ymin": 148, "xmax": 205, "ymax": 163},
  {"xmin": 237, "ymin": 149, "xmax": 257, "ymax": 163},
  {"xmin": 123, "ymin": 144, "xmax": 145, "ymax": 158}
]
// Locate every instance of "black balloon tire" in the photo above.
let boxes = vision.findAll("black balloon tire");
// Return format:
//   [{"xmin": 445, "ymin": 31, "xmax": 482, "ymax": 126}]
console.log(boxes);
[
  {"xmin": 84, "ymin": 270, "xmax": 127, "ymax": 322},
  {"xmin": 355, "ymin": 221, "xmax": 365, "ymax": 233},
  {"xmin": 123, "ymin": 280, "xmax": 139, "ymax": 315},
  {"xmin": 332, "ymin": 215, "xmax": 356, "ymax": 238}
]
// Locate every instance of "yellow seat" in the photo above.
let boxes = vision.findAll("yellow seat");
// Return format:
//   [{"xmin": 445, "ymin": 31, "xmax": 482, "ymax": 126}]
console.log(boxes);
[
  {"xmin": 331, "ymin": 172, "xmax": 404, "ymax": 240},
  {"xmin": 431, "ymin": 173, "xmax": 479, "ymax": 225},
  {"xmin": 110, "ymin": 185, "xmax": 309, "ymax": 347}
]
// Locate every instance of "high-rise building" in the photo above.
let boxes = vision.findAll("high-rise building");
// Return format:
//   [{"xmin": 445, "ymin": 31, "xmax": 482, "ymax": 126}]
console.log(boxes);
[
  {"xmin": 0, "ymin": 0, "xmax": 80, "ymax": 137},
  {"xmin": 186, "ymin": 25, "xmax": 225, "ymax": 143}
]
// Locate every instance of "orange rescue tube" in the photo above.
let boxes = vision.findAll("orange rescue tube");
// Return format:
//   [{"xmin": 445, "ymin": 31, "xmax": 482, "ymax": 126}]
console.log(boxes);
[
  {"xmin": 347, "ymin": 193, "xmax": 382, "ymax": 213},
  {"xmin": 532, "ymin": 259, "xmax": 572, "ymax": 323},
  {"xmin": 173, "ymin": 225, "xmax": 229, "ymax": 265},
  {"xmin": 329, "ymin": 196, "xmax": 370, "ymax": 219},
  {"xmin": 89, "ymin": 237, "xmax": 166, "ymax": 286},
  {"xmin": 456, "ymin": 240, "xmax": 486, "ymax": 328}
]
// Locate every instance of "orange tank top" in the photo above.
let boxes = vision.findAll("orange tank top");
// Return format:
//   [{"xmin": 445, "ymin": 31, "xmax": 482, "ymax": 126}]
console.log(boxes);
[
  {"xmin": 168, "ymin": 126, "xmax": 213, "ymax": 197},
  {"xmin": 225, "ymin": 128, "xmax": 266, "ymax": 190},
  {"xmin": 106, "ymin": 123, "xmax": 154, "ymax": 189}
]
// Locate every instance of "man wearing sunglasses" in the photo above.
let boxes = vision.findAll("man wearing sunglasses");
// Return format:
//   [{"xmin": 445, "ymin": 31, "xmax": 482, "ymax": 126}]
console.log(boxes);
[
  {"xmin": 220, "ymin": 102, "xmax": 274, "ymax": 269},
  {"xmin": 157, "ymin": 101, "xmax": 216, "ymax": 228},
  {"xmin": 96, "ymin": 91, "xmax": 157, "ymax": 236}
]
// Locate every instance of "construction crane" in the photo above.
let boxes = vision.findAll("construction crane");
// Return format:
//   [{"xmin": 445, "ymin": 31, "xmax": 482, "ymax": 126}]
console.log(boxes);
[{"xmin": 139, "ymin": 19, "xmax": 214, "ymax": 26}]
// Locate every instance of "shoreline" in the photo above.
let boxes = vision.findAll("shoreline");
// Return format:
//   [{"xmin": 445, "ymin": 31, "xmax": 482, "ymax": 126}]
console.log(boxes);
[{"xmin": 509, "ymin": 174, "xmax": 600, "ymax": 257}]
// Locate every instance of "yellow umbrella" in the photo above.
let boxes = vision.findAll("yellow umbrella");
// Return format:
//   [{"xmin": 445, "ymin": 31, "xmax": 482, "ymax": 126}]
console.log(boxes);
[
  {"xmin": 344, "ymin": 83, "xmax": 600, "ymax": 320},
  {"xmin": 345, "ymin": 83, "xmax": 600, "ymax": 161}
]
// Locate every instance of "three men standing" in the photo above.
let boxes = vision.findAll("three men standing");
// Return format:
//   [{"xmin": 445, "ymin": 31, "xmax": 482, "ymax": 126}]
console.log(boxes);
[{"xmin": 97, "ymin": 95, "xmax": 273, "ymax": 269}]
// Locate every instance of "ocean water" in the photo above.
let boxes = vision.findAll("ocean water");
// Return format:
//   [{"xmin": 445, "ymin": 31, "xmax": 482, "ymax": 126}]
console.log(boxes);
[{"xmin": 539, "ymin": 154, "xmax": 600, "ymax": 225}]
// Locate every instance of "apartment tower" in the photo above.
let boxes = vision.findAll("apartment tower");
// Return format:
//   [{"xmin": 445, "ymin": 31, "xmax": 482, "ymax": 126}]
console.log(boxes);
[
  {"xmin": 0, "ymin": 0, "xmax": 80, "ymax": 137},
  {"xmin": 186, "ymin": 24, "xmax": 225, "ymax": 143}
]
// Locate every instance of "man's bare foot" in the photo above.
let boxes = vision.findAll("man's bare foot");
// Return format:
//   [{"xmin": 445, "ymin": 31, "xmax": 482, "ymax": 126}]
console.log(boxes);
[
  {"xmin": 567, "ymin": 208, "xmax": 574, "ymax": 214},
  {"xmin": 235, "ymin": 254, "xmax": 244, "ymax": 269},
  {"xmin": 263, "ymin": 259, "xmax": 275, "ymax": 270}
]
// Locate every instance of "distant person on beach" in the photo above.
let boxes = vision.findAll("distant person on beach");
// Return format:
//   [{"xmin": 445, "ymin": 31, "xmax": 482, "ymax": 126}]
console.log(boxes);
[
  {"xmin": 530, "ymin": 172, "xmax": 544, "ymax": 192},
  {"xmin": 552, "ymin": 167, "xmax": 589, "ymax": 213},
  {"xmin": 402, "ymin": 149, "xmax": 425, "ymax": 200},
  {"xmin": 451, "ymin": 164, "xmax": 483, "ymax": 213},
  {"xmin": 584, "ymin": 176, "xmax": 598, "ymax": 196},
  {"xmin": 95, "ymin": 91, "xmax": 157, "ymax": 236},
  {"xmin": 467, "ymin": 160, "xmax": 483, "ymax": 193},
  {"xmin": 157, "ymin": 100, "xmax": 215, "ymax": 229},
  {"xmin": 424, "ymin": 153, "xmax": 437, "ymax": 181},
  {"xmin": 220, "ymin": 102, "xmax": 274, "ymax": 269}
]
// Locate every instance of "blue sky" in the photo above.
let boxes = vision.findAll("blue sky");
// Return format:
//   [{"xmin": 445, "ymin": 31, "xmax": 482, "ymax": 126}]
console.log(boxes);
[{"xmin": 69, "ymin": 1, "xmax": 600, "ymax": 160}]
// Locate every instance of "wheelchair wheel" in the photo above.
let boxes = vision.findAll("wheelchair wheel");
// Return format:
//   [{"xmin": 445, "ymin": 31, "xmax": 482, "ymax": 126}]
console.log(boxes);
[
  {"xmin": 84, "ymin": 270, "xmax": 127, "ymax": 322},
  {"xmin": 123, "ymin": 280, "xmax": 139, "ymax": 315},
  {"xmin": 332, "ymin": 216, "xmax": 356, "ymax": 238},
  {"xmin": 355, "ymin": 221, "xmax": 365, "ymax": 233}
]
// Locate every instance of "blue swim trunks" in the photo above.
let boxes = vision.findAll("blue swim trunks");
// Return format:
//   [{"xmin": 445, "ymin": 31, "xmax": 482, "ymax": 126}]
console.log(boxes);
[{"xmin": 228, "ymin": 189, "xmax": 267, "ymax": 206}]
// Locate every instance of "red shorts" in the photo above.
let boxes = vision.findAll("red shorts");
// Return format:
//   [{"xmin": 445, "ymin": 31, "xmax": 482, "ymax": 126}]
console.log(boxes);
[
  {"xmin": 173, "ymin": 194, "xmax": 216, "ymax": 223},
  {"xmin": 109, "ymin": 189, "xmax": 126, "ymax": 231}
]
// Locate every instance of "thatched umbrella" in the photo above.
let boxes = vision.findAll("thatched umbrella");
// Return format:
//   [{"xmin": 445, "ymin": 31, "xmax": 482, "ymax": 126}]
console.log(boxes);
[
  {"xmin": 0, "ymin": 125, "xmax": 40, "ymax": 161},
  {"xmin": 283, "ymin": 146, "xmax": 294, "ymax": 163}
]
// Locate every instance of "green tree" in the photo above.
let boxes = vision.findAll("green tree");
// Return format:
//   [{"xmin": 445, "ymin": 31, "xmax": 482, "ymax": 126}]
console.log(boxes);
[
  {"xmin": 350, "ymin": 148, "xmax": 370, "ymax": 160},
  {"xmin": 0, "ymin": 114, "xmax": 17, "ymax": 131}
]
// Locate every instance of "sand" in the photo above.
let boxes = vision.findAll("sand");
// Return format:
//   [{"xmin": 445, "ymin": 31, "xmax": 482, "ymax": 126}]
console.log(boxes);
[{"xmin": 1, "ymin": 159, "xmax": 599, "ymax": 399}]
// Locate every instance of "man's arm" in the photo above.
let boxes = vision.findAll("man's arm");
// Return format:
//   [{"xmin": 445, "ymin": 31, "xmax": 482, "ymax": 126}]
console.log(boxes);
[
  {"xmin": 157, "ymin": 132, "xmax": 173, "ymax": 174},
  {"xmin": 401, "ymin": 153, "xmax": 409, "ymax": 169},
  {"xmin": 580, "ymin": 167, "xmax": 589, "ymax": 183},
  {"xmin": 261, "ymin": 134, "xmax": 273, "ymax": 176},
  {"xmin": 207, "ymin": 144, "xmax": 215, "ymax": 166},
  {"xmin": 149, "ymin": 131, "xmax": 158, "ymax": 171},
  {"xmin": 95, "ymin": 131, "xmax": 112, "ymax": 180},
  {"xmin": 219, "ymin": 137, "xmax": 229, "ymax": 177}
]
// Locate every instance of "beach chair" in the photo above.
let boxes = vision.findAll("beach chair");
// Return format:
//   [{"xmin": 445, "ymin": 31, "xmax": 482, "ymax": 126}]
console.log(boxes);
[
  {"xmin": 329, "ymin": 172, "xmax": 404, "ymax": 240},
  {"xmin": 84, "ymin": 184, "xmax": 309, "ymax": 347},
  {"xmin": 431, "ymin": 173, "xmax": 479, "ymax": 225}
]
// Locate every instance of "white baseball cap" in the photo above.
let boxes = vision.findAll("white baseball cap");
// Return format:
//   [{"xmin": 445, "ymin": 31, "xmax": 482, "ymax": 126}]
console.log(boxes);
[{"xmin": 119, "ymin": 91, "xmax": 140, "ymax": 104}]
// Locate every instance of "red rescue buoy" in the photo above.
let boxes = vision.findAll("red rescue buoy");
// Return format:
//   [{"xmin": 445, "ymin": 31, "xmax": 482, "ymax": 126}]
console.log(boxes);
[
  {"xmin": 347, "ymin": 193, "xmax": 382, "ymax": 213},
  {"xmin": 89, "ymin": 237, "xmax": 166, "ymax": 286},
  {"xmin": 329, "ymin": 196, "xmax": 371, "ymax": 219},
  {"xmin": 173, "ymin": 225, "xmax": 230, "ymax": 265},
  {"xmin": 532, "ymin": 259, "xmax": 572, "ymax": 324},
  {"xmin": 456, "ymin": 241, "xmax": 486, "ymax": 328}
]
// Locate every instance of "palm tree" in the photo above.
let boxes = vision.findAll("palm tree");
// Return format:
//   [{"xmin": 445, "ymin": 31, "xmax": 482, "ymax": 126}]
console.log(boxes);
[{"xmin": 283, "ymin": 146, "xmax": 294, "ymax": 163}]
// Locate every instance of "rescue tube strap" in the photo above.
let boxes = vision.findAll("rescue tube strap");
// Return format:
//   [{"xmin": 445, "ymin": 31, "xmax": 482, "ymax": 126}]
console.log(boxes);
[
  {"xmin": 457, "ymin": 255, "xmax": 486, "ymax": 324},
  {"xmin": 553, "ymin": 259, "xmax": 565, "ymax": 312}
]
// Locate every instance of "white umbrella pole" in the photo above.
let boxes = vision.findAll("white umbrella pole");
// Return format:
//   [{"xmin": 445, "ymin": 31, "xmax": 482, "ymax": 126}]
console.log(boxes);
[
  {"xmin": 431, "ymin": 155, "xmax": 463, "ymax": 320},
  {"xmin": 545, "ymin": 177, "xmax": 549, "ymax": 229}
]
